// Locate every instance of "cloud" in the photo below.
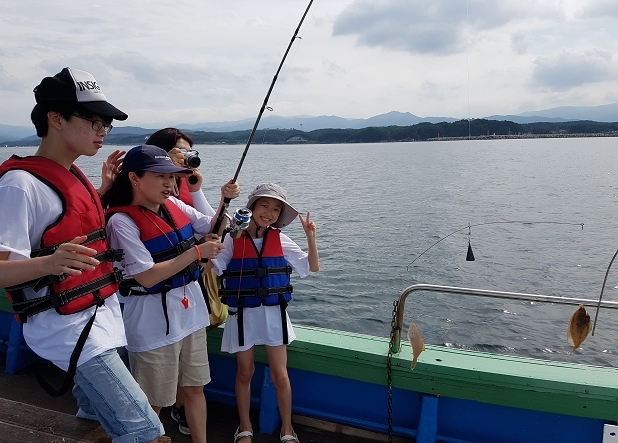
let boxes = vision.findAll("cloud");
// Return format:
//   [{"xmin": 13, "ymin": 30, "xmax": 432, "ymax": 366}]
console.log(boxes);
[
  {"xmin": 531, "ymin": 48, "xmax": 616, "ymax": 90},
  {"xmin": 578, "ymin": 0, "xmax": 618, "ymax": 19},
  {"xmin": 322, "ymin": 58, "xmax": 346, "ymax": 75},
  {"xmin": 511, "ymin": 31, "xmax": 531, "ymax": 55},
  {"xmin": 0, "ymin": 64, "xmax": 23, "ymax": 92},
  {"xmin": 333, "ymin": 0, "xmax": 564, "ymax": 56}
]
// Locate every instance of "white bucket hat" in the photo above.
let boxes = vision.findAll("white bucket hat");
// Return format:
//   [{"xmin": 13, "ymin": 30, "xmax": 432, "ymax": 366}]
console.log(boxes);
[{"xmin": 246, "ymin": 183, "xmax": 299, "ymax": 228}]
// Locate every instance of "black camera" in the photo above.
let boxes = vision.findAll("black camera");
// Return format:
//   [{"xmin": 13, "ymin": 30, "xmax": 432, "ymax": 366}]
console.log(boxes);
[{"xmin": 183, "ymin": 150, "xmax": 201, "ymax": 168}]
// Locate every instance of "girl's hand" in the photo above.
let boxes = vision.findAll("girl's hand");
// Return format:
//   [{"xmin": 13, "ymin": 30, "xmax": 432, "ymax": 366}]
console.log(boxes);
[
  {"xmin": 199, "ymin": 237, "xmax": 225, "ymax": 260},
  {"xmin": 99, "ymin": 149, "xmax": 125, "ymax": 195},
  {"xmin": 221, "ymin": 180, "xmax": 241, "ymax": 200},
  {"xmin": 299, "ymin": 211, "xmax": 316, "ymax": 239},
  {"xmin": 47, "ymin": 235, "xmax": 99, "ymax": 276}
]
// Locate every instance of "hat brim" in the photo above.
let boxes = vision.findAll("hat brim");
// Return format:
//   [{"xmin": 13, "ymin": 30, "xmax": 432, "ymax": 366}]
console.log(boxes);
[
  {"xmin": 142, "ymin": 165, "xmax": 193, "ymax": 175},
  {"xmin": 247, "ymin": 194, "xmax": 299, "ymax": 228},
  {"xmin": 78, "ymin": 101, "xmax": 128, "ymax": 121}
]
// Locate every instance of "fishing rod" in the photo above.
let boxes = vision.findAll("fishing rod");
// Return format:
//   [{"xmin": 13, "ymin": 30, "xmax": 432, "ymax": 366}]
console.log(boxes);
[
  {"xmin": 210, "ymin": 0, "xmax": 315, "ymax": 236},
  {"xmin": 591, "ymin": 248, "xmax": 618, "ymax": 336}
]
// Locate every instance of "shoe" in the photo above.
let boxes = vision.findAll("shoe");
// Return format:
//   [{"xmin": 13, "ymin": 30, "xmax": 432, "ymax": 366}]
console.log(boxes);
[
  {"xmin": 157, "ymin": 437, "xmax": 172, "ymax": 443},
  {"xmin": 170, "ymin": 404, "xmax": 191, "ymax": 435},
  {"xmin": 234, "ymin": 426, "xmax": 253, "ymax": 442},
  {"xmin": 280, "ymin": 431, "xmax": 300, "ymax": 442}
]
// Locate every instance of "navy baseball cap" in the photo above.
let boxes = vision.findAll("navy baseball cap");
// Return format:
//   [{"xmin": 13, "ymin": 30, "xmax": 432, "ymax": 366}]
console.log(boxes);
[
  {"xmin": 33, "ymin": 67, "xmax": 128, "ymax": 121},
  {"xmin": 123, "ymin": 145, "xmax": 193, "ymax": 175}
]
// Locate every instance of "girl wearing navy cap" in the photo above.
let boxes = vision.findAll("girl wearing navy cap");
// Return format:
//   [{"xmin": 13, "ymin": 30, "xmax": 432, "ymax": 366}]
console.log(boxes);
[{"xmin": 105, "ymin": 145, "xmax": 224, "ymax": 443}]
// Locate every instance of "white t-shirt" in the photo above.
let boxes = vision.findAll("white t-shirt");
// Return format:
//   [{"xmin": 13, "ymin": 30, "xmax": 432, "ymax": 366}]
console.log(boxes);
[
  {"xmin": 107, "ymin": 197, "xmax": 211, "ymax": 353},
  {"xmin": 189, "ymin": 189, "xmax": 215, "ymax": 216},
  {"xmin": 212, "ymin": 231, "xmax": 310, "ymax": 353},
  {"xmin": 0, "ymin": 170, "xmax": 126, "ymax": 372}
]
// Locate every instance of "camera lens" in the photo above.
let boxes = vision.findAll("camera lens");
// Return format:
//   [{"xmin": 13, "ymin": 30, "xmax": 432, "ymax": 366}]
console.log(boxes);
[{"xmin": 184, "ymin": 151, "xmax": 201, "ymax": 168}]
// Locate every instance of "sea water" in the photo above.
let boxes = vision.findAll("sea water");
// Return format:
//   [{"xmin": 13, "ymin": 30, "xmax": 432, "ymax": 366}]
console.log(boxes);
[{"xmin": 3, "ymin": 137, "xmax": 618, "ymax": 367}]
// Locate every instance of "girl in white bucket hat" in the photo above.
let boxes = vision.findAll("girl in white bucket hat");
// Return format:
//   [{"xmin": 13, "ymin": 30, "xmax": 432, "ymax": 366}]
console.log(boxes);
[{"xmin": 210, "ymin": 183, "xmax": 319, "ymax": 443}]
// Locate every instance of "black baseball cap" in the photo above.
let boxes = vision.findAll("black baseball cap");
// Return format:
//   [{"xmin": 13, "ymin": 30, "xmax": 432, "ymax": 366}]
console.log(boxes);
[
  {"xmin": 123, "ymin": 145, "xmax": 193, "ymax": 175},
  {"xmin": 33, "ymin": 67, "xmax": 128, "ymax": 121}
]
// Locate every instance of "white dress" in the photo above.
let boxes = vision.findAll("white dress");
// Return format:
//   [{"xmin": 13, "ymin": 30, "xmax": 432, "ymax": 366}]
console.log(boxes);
[
  {"xmin": 0, "ymin": 170, "xmax": 126, "ymax": 371},
  {"xmin": 212, "ymin": 232, "xmax": 310, "ymax": 353},
  {"xmin": 106, "ymin": 197, "xmax": 211, "ymax": 352}
]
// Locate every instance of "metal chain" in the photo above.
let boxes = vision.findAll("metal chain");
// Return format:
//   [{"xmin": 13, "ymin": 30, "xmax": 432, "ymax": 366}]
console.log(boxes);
[{"xmin": 387, "ymin": 299, "xmax": 399, "ymax": 443}]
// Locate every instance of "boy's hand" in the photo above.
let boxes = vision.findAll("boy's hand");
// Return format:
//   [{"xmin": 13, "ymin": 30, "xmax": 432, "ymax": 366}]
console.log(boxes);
[{"xmin": 48, "ymin": 235, "xmax": 100, "ymax": 276}]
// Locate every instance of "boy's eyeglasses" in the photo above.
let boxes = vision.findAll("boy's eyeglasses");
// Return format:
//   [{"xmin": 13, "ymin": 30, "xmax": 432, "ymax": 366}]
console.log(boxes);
[{"xmin": 72, "ymin": 114, "xmax": 113, "ymax": 134}]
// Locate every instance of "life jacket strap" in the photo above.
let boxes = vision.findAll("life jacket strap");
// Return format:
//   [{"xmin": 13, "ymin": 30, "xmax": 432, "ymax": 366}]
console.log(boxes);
[
  {"xmin": 221, "ymin": 265, "xmax": 292, "ymax": 279},
  {"xmin": 119, "ymin": 261, "xmax": 201, "ymax": 296},
  {"xmin": 151, "ymin": 238, "xmax": 196, "ymax": 262},
  {"xmin": 279, "ymin": 294, "xmax": 289, "ymax": 345},
  {"xmin": 9, "ymin": 247, "xmax": 124, "ymax": 293},
  {"xmin": 219, "ymin": 285, "xmax": 293, "ymax": 298},
  {"xmin": 7, "ymin": 269, "xmax": 123, "ymax": 319},
  {"xmin": 36, "ymin": 306, "xmax": 100, "ymax": 397},
  {"xmin": 52, "ymin": 269, "xmax": 124, "ymax": 308},
  {"xmin": 31, "ymin": 228, "xmax": 109, "ymax": 258},
  {"xmin": 237, "ymin": 298, "xmax": 245, "ymax": 347}
]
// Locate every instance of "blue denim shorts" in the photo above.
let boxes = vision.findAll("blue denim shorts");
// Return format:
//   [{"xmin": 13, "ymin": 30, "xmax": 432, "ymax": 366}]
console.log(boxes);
[{"xmin": 73, "ymin": 348, "xmax": 164, "ymax": 443}]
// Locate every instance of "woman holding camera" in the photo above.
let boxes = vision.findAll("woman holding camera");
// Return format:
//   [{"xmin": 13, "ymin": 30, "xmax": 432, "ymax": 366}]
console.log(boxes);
[{"xmin": 146, "ymin": 128, "xmax": 239, "ymax": 216}]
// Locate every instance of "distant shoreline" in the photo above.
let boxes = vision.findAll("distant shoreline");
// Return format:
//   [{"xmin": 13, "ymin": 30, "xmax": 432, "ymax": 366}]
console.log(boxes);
[
  {"xmin": 426, "ymin": 132, "xmax": 618, "ymax": 141},
  {"xmin": 3, "ymin": 118, "xmax": 618, "ymax": 147},
  {"xmin": 3, "ymin": 131, "xmax": 618, "ymax": 149}
]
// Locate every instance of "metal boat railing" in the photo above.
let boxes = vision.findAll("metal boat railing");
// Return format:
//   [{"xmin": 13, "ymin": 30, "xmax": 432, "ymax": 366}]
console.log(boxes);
[{"xmin": 391, "ymin": 284, "xmax": 618, "ymax": 353}]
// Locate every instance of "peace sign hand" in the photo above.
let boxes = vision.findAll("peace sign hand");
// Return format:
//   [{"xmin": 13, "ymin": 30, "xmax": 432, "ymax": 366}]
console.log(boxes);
[{"xmin": 299, "ymin": 211, "xmax": 316, "ymax": 240}]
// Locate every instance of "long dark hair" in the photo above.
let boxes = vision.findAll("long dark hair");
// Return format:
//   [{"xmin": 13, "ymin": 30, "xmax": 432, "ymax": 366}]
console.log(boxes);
[
  {"xmin": 106, "ymin": 170, "xmax": 145, "ymax": 208},
  {"xmin": 146, "ymin": 128, "xmax": 193, "ymax": 152}
]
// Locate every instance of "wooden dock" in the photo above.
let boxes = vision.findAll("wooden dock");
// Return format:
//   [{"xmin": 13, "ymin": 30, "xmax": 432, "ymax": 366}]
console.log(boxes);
[{"xmin": 0, "ymin": 353, "xmax": 390, "ymax": 443}]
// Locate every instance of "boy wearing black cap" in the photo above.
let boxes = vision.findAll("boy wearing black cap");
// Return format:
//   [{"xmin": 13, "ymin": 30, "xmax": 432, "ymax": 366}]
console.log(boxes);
[{"xmin": 0, "ymin": 68, "xmax": 166, "ymax": 443}]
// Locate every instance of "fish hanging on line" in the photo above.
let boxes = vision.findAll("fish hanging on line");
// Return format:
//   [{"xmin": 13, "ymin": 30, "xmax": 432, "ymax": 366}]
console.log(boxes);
[
  {"xmin": 567, "ymin": 304, "xmax": 591, "ymax": 351},
  {"xmin": 407, "ymin": 323, "xmax": 425, "ymax": 370}
]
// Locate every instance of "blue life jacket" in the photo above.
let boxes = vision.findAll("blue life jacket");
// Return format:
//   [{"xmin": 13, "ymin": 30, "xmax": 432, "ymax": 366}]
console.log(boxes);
[
  {"xmin": 219, "ymin": 228, "xmax": 293, "ymax": 346},
  {"xmin": 106, "ymin": 201, "xmax": 201, "ymax": 334}
]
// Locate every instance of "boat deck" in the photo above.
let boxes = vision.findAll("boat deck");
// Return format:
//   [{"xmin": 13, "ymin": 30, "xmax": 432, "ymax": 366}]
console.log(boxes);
[{"xmin": 0, "ymin": 353, "xmax": 395, "ymax": 443}]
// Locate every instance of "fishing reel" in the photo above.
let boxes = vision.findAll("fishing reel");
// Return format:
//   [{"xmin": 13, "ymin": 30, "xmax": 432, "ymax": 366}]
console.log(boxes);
[
  {"xmin": 225, "ymin": 207, "xmax": 252, "ymax": 239},
  {"xmin": 182, "ymin": 150, "xmax": 201, "ymax": 168}
]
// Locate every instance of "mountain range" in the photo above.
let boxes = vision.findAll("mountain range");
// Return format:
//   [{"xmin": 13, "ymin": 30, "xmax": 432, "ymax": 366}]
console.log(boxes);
[{"xmin": 2, "ymin": 102, "xmax": 617, "ymax": 144}]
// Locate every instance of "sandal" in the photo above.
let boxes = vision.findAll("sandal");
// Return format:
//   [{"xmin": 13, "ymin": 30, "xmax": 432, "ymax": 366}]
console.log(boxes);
[
  {"xmin": 233, "ymin": 426, "xmax": 253, "ymax": 442},
  {"xmin": 280, "ymin": 431, "xmax": 300, "ymax": 443}
]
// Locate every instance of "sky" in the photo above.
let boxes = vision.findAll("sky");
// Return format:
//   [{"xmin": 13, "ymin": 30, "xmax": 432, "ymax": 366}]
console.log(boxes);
[{"xmin": 1, "ymin": 0, "xmax": 617, "ymax": 128}]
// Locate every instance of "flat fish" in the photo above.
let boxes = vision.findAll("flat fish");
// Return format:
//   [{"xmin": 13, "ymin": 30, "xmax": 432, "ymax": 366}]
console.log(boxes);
[
  {"xmin": 407, "ymin": 323, "xmax": 425, "ymax": 370},
  {"xmin": 567, "ymin": 304, "xmax": 591, "ymax": 351}
]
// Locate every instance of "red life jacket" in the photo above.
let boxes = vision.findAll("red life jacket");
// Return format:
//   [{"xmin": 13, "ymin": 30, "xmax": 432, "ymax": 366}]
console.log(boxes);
[
  {"xmin": 176, "ymin": 177, "xmax": 194, "ymax": 207},
  {"xmin": 0, "ymin": 156, "xmax": 124, "ymax": 323}
]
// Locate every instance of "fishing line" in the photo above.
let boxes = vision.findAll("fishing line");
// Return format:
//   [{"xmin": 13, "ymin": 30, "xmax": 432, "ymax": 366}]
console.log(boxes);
[
  {"xmin": 466, "ymin": 0, "xmax": 471, "ymax": 139},
  {"xmin": 269, "ymin": 0, "xmax": 322, "ymax": 115},
  {"xmin": 406, "ymin": 220, "xmax": 585, "ymax": 271}
]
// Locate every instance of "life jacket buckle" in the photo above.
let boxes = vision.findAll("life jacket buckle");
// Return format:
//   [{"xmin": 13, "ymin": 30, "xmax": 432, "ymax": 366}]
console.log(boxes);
[{"xmin": 255, "ymin": 268, "xmax": 268, "ymax": 278}]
